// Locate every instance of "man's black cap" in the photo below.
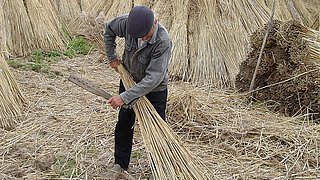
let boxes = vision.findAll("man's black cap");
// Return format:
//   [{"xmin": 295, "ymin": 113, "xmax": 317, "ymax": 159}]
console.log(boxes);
[{"xmin": 127, "ymin": 6, "xmax": 154, "ymax": 38}]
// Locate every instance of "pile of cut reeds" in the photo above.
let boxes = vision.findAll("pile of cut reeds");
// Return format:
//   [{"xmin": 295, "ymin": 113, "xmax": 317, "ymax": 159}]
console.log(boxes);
[
  {"xmin": 236, "ymin": 20, "xmax": 320, "ymax": 120},
  {"xmin": 117, "ymin": 64, "xmax": 210, "ymax": 179},
  {"xmin": 25, "ymin": 0, "xmax": 67, "ymax": 52},
  {"xmin": 166, "ymin": 82, "xmax": 320, "ymax": 179}
]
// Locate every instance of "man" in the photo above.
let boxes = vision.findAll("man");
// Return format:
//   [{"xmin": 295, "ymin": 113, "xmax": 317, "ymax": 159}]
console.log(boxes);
[{"xmin": 104, "ymin": 5, "xmax": 172, "ymax": 178}]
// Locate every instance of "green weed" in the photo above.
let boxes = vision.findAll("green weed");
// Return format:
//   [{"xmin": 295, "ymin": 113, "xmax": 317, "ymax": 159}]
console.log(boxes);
[{"xmin": 64, "ymin": 37, "xmax": 92, "ymax": 58}]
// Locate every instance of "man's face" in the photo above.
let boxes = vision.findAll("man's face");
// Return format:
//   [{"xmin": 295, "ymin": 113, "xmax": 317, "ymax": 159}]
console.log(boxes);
[{"xmin": 141, "ymin": 26, "xmax": 154, "ymax": 41}]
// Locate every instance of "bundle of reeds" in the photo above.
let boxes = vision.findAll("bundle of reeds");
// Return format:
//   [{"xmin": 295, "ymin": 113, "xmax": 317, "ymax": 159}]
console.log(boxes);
[
  {"xmin": 152, "ymin": 0, "xmax": 174, "ymax": 31},
  {"xmin": 80, "ymin": 0, "xmax": 95, "ymax": 11},
  {"xmin": 187, "ymin": 0, "xmax": 200, "ymax": 77},
  {"xmin": 3, "ymin": 0, "xmax": 35, "ymax": 57},
  {"xmin": 188, "ymin": 0, "xmax": 251, "ymax": 87},
  {"xmin": 68, "ymin": 0, "xmax": 113, "ymax": 35},
  {"xmin": 263, "ymin": 0, "xmax": 292, "ymax": 21},
  {"xmin": 25, "ymin": 0, "xmax": 67, "ymax": 51},
  {"xmin": 188, "ymin": 0, "xmax": 226, "ymax": 86},
  {"xmin": 290, "ymin": 0, "xmax": 313, "ymax": 26},
  {"xmin": 168, "ymin": 0, "xmax": 189, "ymax": 81},
  {"xmin": 0, "ymin": 52, "xmax": 26, "ymax": 129},
  {"xmin": 117, "ymin": 64, "xmax": 210, "ymax": 179},
  {"xmin": 56, "ymin": 0, "xmax": 81, "ymax": 23},
  {"xmin": 0, "ymin": 1, "xmax": 8, "ymax": 57}
]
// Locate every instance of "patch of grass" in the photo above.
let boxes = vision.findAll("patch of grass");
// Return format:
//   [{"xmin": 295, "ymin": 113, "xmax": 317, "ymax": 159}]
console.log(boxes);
[
  {"xmin": 7, "ymin": 59, "xmax": 25, "ymax": 69},
  {"xmin": 7, "ymin": 49, "xmax": 63, "ymax": 78},
  {"xmin": 52, "ymin": 155, "xmax": 77, "ymax": 178},
  {"xmin": 7, "ymin": 36, "xmax": 93, "ymax": 78},
  {"xmin": 64, "ymin": 37, "xmax": 92, "ymax": 58},
  {"xmin": 131, "ymin": 150, "xmax": 143, "ymax": 159}
]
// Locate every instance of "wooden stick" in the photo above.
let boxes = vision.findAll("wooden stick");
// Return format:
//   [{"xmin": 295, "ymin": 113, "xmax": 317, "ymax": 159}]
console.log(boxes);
[{"xmin": 249, "ymin": 0, "xmax": 276, "ymax": 92}]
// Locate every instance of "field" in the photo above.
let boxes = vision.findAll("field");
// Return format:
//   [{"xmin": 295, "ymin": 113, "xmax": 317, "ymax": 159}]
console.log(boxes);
[{"xmin": 0, "ymin": 52, "xmax": 319, "ymax": 179}]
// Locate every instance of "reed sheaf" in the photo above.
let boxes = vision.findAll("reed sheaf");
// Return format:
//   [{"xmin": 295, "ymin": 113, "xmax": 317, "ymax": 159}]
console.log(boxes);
[
  {"xmin": 0, "ymin": 53, "xmax": 26, "ymax": 129},
  {"xmin": 118, "ymin": 64, "xmax": 211, "ymax": 179}
]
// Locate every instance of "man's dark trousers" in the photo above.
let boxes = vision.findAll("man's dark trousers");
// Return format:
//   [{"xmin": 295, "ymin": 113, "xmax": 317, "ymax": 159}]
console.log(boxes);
[{"xmin": 114, "ymin": 80, "xmax": 167, "ymax": 170}]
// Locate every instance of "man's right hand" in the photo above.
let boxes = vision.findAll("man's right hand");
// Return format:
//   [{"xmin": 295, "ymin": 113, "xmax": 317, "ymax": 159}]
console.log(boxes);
[{"xmin": 109, "ymin": 58, "xmax": 122, "ymax": 72}]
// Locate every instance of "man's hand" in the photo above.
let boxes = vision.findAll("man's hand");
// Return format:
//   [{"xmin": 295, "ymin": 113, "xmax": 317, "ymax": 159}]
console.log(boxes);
[
  {"xmin": 107, "ymin": 95, "xmax": 125, "ymax": 109},
  {"xmin": 109, "ymin": 58, "xmax": 122, "ymax": 72}
]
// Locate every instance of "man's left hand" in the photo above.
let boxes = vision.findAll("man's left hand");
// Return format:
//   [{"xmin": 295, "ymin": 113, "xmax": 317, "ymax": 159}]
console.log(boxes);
[{"xmin": 107, "ymin": 95, "xmax": 125, "ymax": 109}]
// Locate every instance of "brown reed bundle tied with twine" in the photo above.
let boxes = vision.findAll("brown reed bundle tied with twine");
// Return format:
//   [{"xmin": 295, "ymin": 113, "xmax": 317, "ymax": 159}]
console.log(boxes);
[{"xmin": 117, "ymin": 64, "xmax": 210, "ymax": 179}]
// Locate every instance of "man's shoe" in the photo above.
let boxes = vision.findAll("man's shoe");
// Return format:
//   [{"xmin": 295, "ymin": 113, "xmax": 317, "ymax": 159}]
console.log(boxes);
[{"xmin": 106, "ymin": 164, "xmax": 124, "ymax": 179}]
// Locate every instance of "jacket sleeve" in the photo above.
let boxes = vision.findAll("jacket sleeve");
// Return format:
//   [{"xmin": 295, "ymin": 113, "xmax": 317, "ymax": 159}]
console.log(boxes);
[
  {"xmin": 104, "ymin": 15, "xmax": 128, "ymax": 61},
  {"xmin": 120, "ymin": 39, "xmax": 172, "ymax": 104}
]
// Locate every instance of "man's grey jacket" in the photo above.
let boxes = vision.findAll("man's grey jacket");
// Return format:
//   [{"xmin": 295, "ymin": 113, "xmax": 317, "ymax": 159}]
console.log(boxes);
[{"xmin": 104, "ymin": 15, "xmax": 172, "ymax": 105}]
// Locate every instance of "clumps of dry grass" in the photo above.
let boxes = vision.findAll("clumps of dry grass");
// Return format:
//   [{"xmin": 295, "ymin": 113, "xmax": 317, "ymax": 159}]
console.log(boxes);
[
  {"xmin": 167, "ymin": 82, "xmax": 320, "ymax": 179},
  {"xmin": 118, "ymin": 64, "xmax": 211, "ymax": 179}
]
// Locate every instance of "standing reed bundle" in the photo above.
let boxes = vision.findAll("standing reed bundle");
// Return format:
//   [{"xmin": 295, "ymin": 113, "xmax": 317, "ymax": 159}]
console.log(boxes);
[
  {"xmin": 188, "ymin": 0, "xmax": 249, "ymax": 87},
  {"xmin": 117, "ymin": 64, "xmax": 210, "ymax": 179},
  {"xmin": 3, "ymin": 0, "xmax": 35, "ymax": 57},
  {"xmin": 187, "ymin": 0, "xmax": 200, "ymax": 78},
  {"xmin": 80, "ymin": 0, "xmax": 95, "ymax": 11},
  {"xmin": 84, "ymin": 0, "xmax": 113, "ymax": 16},
  {"xmin": 68, "ymin": 0, "xmax": 113, "ymax": 35},
  {"xmin": 189, "ymin": 0, "xmax": 226, "ymax": 86},
  {"xmin": 25, "ymin": 0, "xmax": 67, "ymax": 51},
  {"xmin": 168, "ymin": 0, "xmax": 189, "ymax": 81},
  {"xmin": 0, "ymin": 51, "xmax": 26, "ymax": 129},
  {"xmin": 0, "ymin": 1, "xmax": 8, "ymax": 57},
  {"xmin": 290, "ymin": 0, "xmax": 313, "ymax": 27},
  {"xmin": 264, "ymin": 0, "xmax": 292, "ymax": 21},
  {"xmin": 152, "ymin": 0, "xmax": 174, "ymax": 31},
  {"xmin": 56, "ymin": 0, "xmax": 81, "ymax": 23}
]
